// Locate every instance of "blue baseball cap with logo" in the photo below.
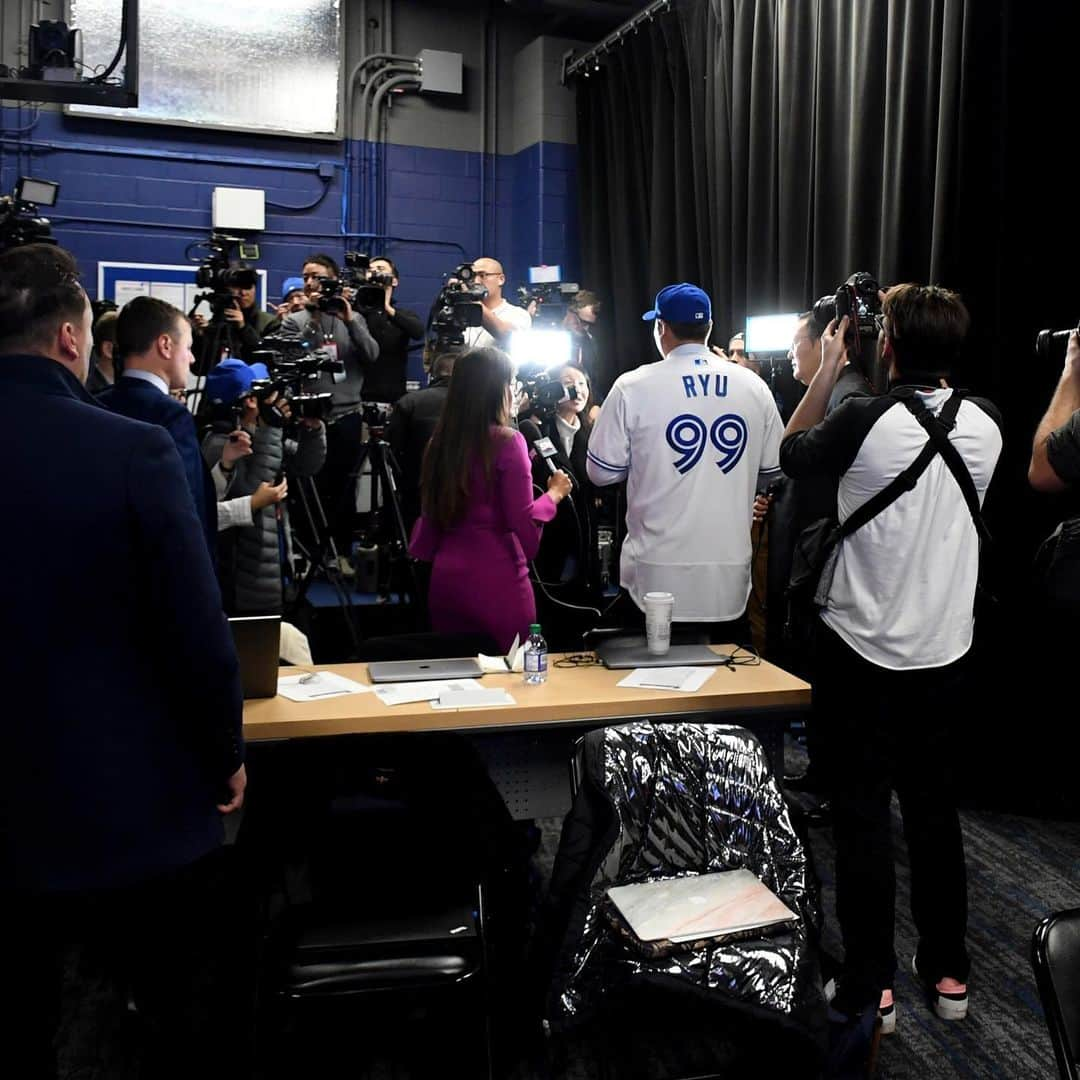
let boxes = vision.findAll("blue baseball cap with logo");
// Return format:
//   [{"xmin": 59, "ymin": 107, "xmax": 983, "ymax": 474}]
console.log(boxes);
[
  {"xmin": 641, "ymin": 282, "xmax": 712, "ymax": 325},
  {"xmin": 206, "ymin": 357, "xmax": 271, "ymax": 404}
]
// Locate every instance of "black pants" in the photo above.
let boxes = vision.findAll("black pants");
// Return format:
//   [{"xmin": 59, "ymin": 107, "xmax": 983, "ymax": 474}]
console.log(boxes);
[
  {"xmin": 319, "ymin": 410, "xmax": 366, "ymax": 555},
  {"xmin": 813, "ymin": 622, "xmax": 970, "ymax": 1008},
  {"xmin": 606, "ymin": 590, "xmax": 754, "ymax": 651},
  {"xmin": 3, "ymin": 847, "xmax": 256, "ymax": 1080}
]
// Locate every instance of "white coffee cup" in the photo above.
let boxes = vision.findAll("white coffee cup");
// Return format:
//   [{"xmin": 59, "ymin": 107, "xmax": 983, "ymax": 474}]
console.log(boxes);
[{"xmin": 643, "ymin": 591, "xmax": 675, "ymax": 655}]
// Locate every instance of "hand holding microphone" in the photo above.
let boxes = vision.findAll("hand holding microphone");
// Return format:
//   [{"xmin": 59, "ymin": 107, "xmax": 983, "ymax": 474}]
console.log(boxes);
[{"xmin": 546, "ymin": 469, "xmax": 573, "ymax": 504}]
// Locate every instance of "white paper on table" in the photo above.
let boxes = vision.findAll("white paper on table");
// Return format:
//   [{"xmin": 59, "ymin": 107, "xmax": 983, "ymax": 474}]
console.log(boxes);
[
  {"xmin": 372, "ymin": 678, "xmax": 482, "ymax": 707},
  {"xmin": 616, "ymin": 667, "xmax": 717, "ymax": 693},
  {"xmin": 431, "ymin": 687, "xmax": 516, "ymax": 710},
  {"xmin": 277, "ymin": 672, "xmax": 372, "ymax": 702}
]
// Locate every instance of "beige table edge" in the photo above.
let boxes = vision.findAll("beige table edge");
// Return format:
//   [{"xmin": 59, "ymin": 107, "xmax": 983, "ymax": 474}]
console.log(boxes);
[{"xmin": 244, "ymin": 649, "xmax": 811, "ymax": 742}]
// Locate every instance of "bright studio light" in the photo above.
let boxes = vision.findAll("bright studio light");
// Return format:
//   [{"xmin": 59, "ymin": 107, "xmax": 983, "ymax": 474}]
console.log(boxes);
[{"xmin": 509, "ymin": 329, "xmax": 573, "ymax": 371}]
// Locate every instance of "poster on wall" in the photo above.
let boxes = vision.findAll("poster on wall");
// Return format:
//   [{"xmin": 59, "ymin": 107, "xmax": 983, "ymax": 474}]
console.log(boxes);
[{"xmin": 98, "ymin": 262, "xmax": 268, "ymax": 321}]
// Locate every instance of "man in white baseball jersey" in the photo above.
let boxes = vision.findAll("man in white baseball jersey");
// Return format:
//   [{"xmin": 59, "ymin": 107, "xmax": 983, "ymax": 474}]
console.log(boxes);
[{"xmin": 586, "ymin": 282, "xmax": 783, "ymax": 644}]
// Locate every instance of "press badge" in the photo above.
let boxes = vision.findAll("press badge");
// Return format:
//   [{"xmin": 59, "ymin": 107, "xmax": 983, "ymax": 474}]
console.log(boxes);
[{"xmin": 322, "ymin": 341, "xmax": 345, "ymax": 383}]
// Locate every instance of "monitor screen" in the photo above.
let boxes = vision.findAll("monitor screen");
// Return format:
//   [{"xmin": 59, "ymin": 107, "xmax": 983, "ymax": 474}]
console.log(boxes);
[
  {"xmin": 745, "ymin": 312, "xmax": 800, "ymax": 354},
  {"xmin": 16, "ymin": 177, "xmax": 60, "ymax": 207},
  {"xmin": 528, "ymin": 265, "xmax": 562, "ymax": 285}
]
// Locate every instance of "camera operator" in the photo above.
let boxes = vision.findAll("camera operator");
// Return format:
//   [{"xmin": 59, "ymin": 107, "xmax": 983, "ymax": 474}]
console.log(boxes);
[
  {"xmin": 282, "ymin": 253, "xmax": 380, "ymax": 413},
  {"xmin": 282, "ymin": 254, "xmax": 379, "ymax": 562},
  {"xmin": 1030, "ymin": 330, "xmax": 1080, "ymax": 493},
  {"xmin": 220, "ymin": 265, "xmax": 280, "ymax": 361},
  {"xmin": 100, "ymin": 296, "xmax": 218, "ymax": 558},
  {"xmin": 463, "ymin": 257, "xmax": 532, "ymax": 349},
  {"xmin": 0, "ymin": 243, "xmax": 248, "ymax": 1075},
  {"xmin": 388, "ymin": 345, "xmax": 460, "ymax": 537},
  {"xmin": 86, "ymin": 307, "xmax": 118, "ymax": 394},
  {"xmin": 526, "ymin": 365, "xmax": 597, "ymax": 589},
  {"xmin": 779, "ymin": 287, "xmax": 1002, "ymax": 1027},
  {"xmin": 562, "ymin": 289, "xmax": 610, "ymax": 404},
  {"xmin": 202, "ymin": 357, "xmax": 327, "ymax": 615},
  {"xmin": 357, "ymin": 256, "xmax": 424, "ymax": 404},
  {"xmin": 587, "ymin": 283, "xmax": 783, "ymax": 647}
]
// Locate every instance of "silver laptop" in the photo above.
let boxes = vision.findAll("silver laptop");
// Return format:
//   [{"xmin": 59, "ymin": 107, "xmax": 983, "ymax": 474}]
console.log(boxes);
[
  {"xmin": 367, "ymin": 657, "xmax": 484, "ymax": 683},
  {"xmin": 228, "ymin": 615, "xmax": 281, "ymax": 699},
  {"xmin": 597, "ymin": 639, "xmax": 730, "ymax": 669},
  {"xmin": 607, "ymin": 869, "xmax": 797, "ymax": 944}
]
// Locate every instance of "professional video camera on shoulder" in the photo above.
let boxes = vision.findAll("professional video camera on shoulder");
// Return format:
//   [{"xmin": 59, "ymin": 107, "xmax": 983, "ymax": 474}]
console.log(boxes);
[
  {"xmin": 813, "ymin": 270, "xmax": 882, "ymax": 374},
  {"xmin": 339, "ymin": 250, "xmax": 392, "ymax": 313},
  {"xmin": 430, "ymin": 262, "xmax": 487, "ymax": 346},
  {"xmin": 0, "ymin": 177, "xmax": 59, "ymax": 252},
  {"xmin": 517, "ymin": 266, "xmax": 579, "ymax": 328}
]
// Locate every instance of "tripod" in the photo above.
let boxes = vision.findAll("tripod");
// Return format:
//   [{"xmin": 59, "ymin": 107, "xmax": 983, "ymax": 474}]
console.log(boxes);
[
  {"xmin": 186, "ymin": 296, "xmax": 245, "ymax": 414},
  {"xmin": 290, "ymin": 415, "xmax": 421, "ymax": 625}
]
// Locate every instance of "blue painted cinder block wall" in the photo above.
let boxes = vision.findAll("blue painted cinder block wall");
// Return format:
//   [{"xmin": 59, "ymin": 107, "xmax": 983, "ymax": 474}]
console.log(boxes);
[{"xmin": 0, "ymin": 107, "xmax": 578, "ymax": 369}]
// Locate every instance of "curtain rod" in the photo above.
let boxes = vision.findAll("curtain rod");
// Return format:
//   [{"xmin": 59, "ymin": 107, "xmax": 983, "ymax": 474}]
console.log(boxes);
[{"xmin": 562, "ymin": 0, "xmax": 674, "ymax": 83}]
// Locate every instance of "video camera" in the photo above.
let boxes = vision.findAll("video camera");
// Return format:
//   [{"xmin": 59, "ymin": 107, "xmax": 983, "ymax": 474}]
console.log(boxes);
[
  {"xmin": 430, "ymin": 262, "xmax": 487, "ymax": 347},
  {"xmin": 188, "ymin": 232, "xmax": 260, "ymax": 320},
  {"xmin": 813, "ymin": 271, "xmax": 882, "ymax": 368},
  {"xmin": 517, "ymin": 281, "xmax": 579, "ymax": 328},
  {"xmin": 246, "ymin": 335, "xmax": 339, "ymax": 428},
  {"xmin": 0, "ymin": 177, "xmax": 59, "ymax": 252},
  {"xmin": 517, "ymin": 361, "xmax": 583, "ymax": 420}
]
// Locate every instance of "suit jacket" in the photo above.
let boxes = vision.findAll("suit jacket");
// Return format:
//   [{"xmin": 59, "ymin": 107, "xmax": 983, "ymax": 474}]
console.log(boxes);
[
  {"xmin": 530, "ymin": 414, "xmax": 595, "ymax": 585},
  {"xmin": 387, "ymin": 377, "xmax": 450, "ymax": 533},
  {"xmin": 0, "ymin": 354, "xmax": 243, "ymax": 893},
  {"xmin": 99, "ymin": 374, "xmax": 217, "ymax": 559}
]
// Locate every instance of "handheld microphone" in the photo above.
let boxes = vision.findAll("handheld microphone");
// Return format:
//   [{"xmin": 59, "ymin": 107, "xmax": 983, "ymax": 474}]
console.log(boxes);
[{"xmin": 533, "ymin": 435, "xmax": 560, "ymax": 476}]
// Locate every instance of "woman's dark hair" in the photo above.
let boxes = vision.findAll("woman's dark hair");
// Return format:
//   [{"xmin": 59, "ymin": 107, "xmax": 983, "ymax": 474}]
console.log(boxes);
[{"xmin": 420, "ymin": 346, "xmax": 514, "ymax": 529}]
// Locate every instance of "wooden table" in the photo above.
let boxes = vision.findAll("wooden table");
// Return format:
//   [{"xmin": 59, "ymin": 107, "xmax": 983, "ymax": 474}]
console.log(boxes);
[{"xmin": 244, "ymin": 651, "xmax": 809, "ymax": 818}]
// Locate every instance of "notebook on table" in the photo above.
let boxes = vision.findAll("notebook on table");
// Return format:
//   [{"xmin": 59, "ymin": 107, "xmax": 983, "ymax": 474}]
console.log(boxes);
[
  {"xmin": 606, "ymin": 869, "xmax": 797, "ymax": 956},
  {"xmin": 367, "ymin": 657, "xmax": 484, "ymax": 684}
]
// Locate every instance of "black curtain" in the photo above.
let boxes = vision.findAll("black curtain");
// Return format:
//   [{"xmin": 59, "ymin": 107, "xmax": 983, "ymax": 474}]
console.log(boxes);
[{"xmin": 576, "ymin": 0, "xmax": 1080, "ymax": 810}]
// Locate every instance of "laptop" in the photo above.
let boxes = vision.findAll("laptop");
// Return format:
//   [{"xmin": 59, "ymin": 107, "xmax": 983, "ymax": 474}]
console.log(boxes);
[
  {"xmin": 228, "ymin": 615, "xmax": 281, "ymax": 699},
  {"xmin": 597, "ymin": 638, "xmax": 730, "ymax": 669},
  {"xmin": 607, "ymin": 869, "xmax": 797, "ymax": 946},
  {"xmin": 367, "ymin": 657, "xmax": 484, "ymax": 684}
]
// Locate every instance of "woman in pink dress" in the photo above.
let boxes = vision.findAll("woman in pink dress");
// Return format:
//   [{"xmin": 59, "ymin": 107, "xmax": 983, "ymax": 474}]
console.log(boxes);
[{"xmin": 409, "ymin": 347, "xmax": 573, "ymax": 652}]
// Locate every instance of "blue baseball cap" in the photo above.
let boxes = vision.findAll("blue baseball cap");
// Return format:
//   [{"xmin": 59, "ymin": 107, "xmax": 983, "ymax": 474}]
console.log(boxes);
[
  {"xmin": 281, "ymin": 276, "xmax": 305, "ymax": 299},
  {"xmin": 641, "ymin": 282, "xmax": 712, "ymax": 325},
  {"xmin": 206, "ymin": 358, "xmax": 270, "ymax": 404}
]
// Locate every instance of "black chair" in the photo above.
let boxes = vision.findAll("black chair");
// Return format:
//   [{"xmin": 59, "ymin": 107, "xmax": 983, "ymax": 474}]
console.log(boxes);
[
  {"xmin": 249, "ymin": 727, "xmax": 525, "ymax": 1079},
  {"xmin": 1032, "ymin": 908, "xmax": 1080, "ymax": 1080}
]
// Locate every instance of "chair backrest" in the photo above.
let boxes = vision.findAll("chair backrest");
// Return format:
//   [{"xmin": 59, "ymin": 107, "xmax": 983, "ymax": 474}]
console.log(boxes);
[{"xmin": 1032, "ymin": 908, "xmax": 1080, "ymax": 1080}]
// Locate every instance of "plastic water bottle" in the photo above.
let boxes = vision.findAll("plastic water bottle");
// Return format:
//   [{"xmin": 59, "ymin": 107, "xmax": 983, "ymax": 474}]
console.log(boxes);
[{"xmin": 523, "ymin": 623, "xmax": 548, "ymax": 685}]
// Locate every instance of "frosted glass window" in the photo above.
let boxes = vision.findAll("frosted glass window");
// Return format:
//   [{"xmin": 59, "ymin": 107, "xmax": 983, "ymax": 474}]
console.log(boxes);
[{"xmin": 69, "ymin": 0, "xmax": 341, "ymax": 137}]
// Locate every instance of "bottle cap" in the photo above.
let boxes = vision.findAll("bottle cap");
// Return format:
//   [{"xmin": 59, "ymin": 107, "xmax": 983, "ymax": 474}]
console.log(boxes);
[{"xmin": 529, "ymin": 623, "xmax": 542, "ymax": 634}]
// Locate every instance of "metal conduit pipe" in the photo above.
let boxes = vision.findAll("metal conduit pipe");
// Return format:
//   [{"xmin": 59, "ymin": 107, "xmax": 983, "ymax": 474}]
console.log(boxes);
[
  {"xmin": 357, "ymin": 64, "xmax": 419, "ymax": 233},
  {"xmin": 367, "ymin": 73, "xmax": 420, "ymax": 239}
]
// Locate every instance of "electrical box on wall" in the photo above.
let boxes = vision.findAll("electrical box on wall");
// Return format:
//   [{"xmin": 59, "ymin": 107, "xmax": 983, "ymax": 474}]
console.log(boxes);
[
  {"xmin": 212, "ymin": 187, "xmax": 266, "ymax": 232},
  {"xmin": 418, "ymin": 50, "xmax": 463, "ymax": 95}
]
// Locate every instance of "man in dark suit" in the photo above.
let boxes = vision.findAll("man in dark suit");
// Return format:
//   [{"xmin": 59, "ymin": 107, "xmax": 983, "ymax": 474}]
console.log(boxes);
[
  {"xmin": 0, "ymin": 244, "xmax": 248, "ymax": 1077},
  {"xmin": 100, "ymin": 295, "xmax": 218, "ymax": 556}
]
